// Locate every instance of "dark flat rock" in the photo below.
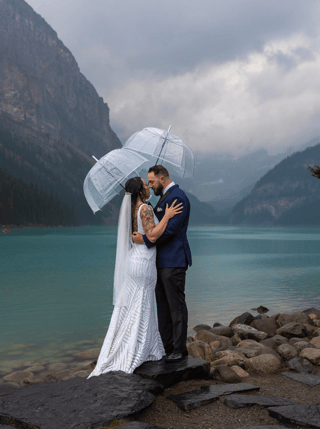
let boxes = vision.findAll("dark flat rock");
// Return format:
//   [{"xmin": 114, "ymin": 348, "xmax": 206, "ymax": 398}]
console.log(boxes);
[
  {"xmin": 288, "ymin": 357, "xmax": 315, "ymax": 374},
  {"xmin": 167, "ymin": 383, "xmax": 260, "ymax": 411},
  {"xmin": 236, "ymin": 426, "xmax": 294, "ymax": 429},
  {"xmin": 0, "ymin": 384, "xmax": 20, "ymax": 396},
  {"xmin": 134, "ymin": 356, "xmax": 210, "ymax": 389},
  {"xmin": 268, "ymin": 403, "xmax": 320, "ymax": 428},
  {"xmin": 121, "ymin": 423, "xmax": 164, "ymax": 429},
  {"xmin": 281, "ymin": 372, "xmax": 320, "ymax": 387},
  {"xmin": 225, "ymin": 394, "xmax": 297, "ymax": 409},
  {"xmin": 0, "ymin": 371, "xmax": 162, "ymax": 429}
]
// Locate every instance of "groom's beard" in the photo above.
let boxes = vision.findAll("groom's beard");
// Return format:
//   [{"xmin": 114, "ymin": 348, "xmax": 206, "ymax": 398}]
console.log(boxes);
[{"xmin": 153, "ymin": 183, "xmax": 164, "ymax": 196}]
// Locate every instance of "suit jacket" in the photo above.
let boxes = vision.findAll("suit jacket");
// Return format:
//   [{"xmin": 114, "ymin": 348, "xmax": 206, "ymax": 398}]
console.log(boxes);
[{"xmin": 143, "ymin": 184, "xmax": 192, "ymax": 268}]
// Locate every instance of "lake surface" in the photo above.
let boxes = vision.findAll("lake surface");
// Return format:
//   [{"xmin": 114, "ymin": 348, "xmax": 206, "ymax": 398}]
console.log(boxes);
[{"xmin": 1, "ymin": 225, "xmax": 320, "ymax": 372}]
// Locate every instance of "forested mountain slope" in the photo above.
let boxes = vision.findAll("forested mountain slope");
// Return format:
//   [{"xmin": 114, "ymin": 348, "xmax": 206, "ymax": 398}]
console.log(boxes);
[{"xmin": 230, "ymin": 144, "xmax": 320, "ymax": 225}]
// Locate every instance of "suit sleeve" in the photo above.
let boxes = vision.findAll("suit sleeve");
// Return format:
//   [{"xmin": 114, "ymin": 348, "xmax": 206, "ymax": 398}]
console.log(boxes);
[{"xmin": 143, "ymin": 194, "xmax": 189, "ymax": 248}]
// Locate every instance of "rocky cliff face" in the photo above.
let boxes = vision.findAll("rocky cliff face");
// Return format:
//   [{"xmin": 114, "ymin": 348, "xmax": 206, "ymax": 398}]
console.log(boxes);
[
  {"xmin": 230, "ymin": 143, "xmax": 320, "ymax": 226},
  {"xmin": 0, "ymin": 0, "xmax": 120, "ymax": 157},
  {"xmin": 0, "ymin": 0, "xmax": 122, "ymax": 225}
]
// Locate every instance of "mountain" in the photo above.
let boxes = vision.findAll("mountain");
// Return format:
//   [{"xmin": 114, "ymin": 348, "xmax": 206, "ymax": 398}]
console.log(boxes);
[
  {"xmin": 229, "ymin": 143, "xmax": 320, "ymax": 226},
  {"xmin": 0, "ymin": 0, "xmax": 121, "ymax": 225},
  {"xmin": 178, "ymin": 138, "xmax": 320, "ymax": 213}
]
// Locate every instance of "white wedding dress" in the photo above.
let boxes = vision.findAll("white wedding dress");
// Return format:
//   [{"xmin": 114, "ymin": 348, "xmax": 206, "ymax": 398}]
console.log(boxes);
[{"xmin": 87, "ymin": 203, "xmax": 165, "ymax": 377}]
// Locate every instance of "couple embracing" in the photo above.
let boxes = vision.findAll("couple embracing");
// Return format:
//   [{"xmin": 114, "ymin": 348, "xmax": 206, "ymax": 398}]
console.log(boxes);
[{"xmin": 87, "ymin": 165, "xmax": 192, "ymax": 378}]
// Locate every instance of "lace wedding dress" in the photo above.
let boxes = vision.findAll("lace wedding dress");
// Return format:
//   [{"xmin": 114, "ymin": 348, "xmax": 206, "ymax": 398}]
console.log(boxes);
[{"xmin": 87, "ymin": 202, "xmax": 165, "ymax": 377}]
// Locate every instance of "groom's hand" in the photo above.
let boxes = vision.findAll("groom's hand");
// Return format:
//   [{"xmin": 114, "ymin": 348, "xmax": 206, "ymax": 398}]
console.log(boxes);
[{"xmin": 132, "ymin": 232, "xmax": 144, "ymax": 244}]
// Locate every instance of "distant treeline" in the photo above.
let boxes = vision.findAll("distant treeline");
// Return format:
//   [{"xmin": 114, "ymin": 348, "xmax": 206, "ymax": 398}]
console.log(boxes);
[{"xmin": 0, "ymin": 167, "xmax": 76, "ymax": 226}]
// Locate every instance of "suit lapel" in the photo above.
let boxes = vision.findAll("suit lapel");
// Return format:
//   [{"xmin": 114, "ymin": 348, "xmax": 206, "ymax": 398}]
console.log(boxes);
[{"xmin": 154, "ymin": 190, "xmax": 171, "ymax": 212}]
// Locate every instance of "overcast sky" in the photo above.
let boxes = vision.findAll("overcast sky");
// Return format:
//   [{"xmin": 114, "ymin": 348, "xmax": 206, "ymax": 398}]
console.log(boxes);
[{"xmin": 26, "ymin": 0, "xmax": 320, "ymax": 155}]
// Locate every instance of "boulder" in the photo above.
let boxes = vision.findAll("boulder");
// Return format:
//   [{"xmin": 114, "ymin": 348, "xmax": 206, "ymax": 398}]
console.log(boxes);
[
  {"xmin": 209, "ymin": 325, "xmax": 234, "ymax": 337},
  {"xmin": 304, "ymin": 323, "xmax": 317, "ymax": 336},
  {"xmin": 276, "ymin": 322, "xmax": 306, "ymax": 339},
  {"xmin": 209, "ymin": 341, "xmax": 228, "ymax": 354},
  {"xmin": 276, "ymin": 344, "xmax": 298, "ymax": 361},
  {"xmin": 288, "ymin": 337, "xmax": 307, "ymax": 346},
  {"xmin": 300, "ymin": 348, "xmax": 320, "ymax": 365},
  {"xmin": 287, "ymin": 357, "xmax": 316, "ymax": 374},
  {"xmin": 212, "ymin": 322, "xmax": 223, "ymax": 327},
  {"xmin": 229, "ymin": 312, "xmax": 255, "ymax": 327},
  {"xmin": 187, "ymin": 340, "xmax": 207, "ymax": 360},
  {"xmin": 209, "ymin": 365, "xmax": 242, "ymax": 383},
  {"xmin": 254, "ymin": 347, "xmax": 282, "ymax": 361},
  {"xmin": 277, "ymin": 311, "xmax": 312, "ymax": 327},
  {"xmin": 303, "ymin": 307, "xmax": 320, "ymax": 319},
  {"xmin": 270, "ymin": 334, "xmax": 289, "ymax": 346},
  {"xmin": 236, "ymin": 340, "xmax": 264, "ymax": 349},
  {"xmin": 260, "ymin": 338, "xmax": 278, "ymax": 350},
  {"xmin": 186, "ymin": 335, "xmax": 195, "ymax": 343},
  {"xmin": 293, "ymin": 341, "xmax": 315, "ymax": 352},
  {"xmin": 250, "ymin": 316, "xmax": 279, "ymax": 338},
  {"xmin": 193, "ymin": 324, "xmax": 211, "ymax": 332},
  {"xmin": 230, "ymin": 365, "xmax": 249, "ymax": 378},
  {"xmin": 247, "ymin": 354, "xmax": 282, "ymax": 374},
  {"xmin": 230, "ymin": 334, "xmax": 242, "ymax": 345},
  {"xmin": 232, "ymin": 324, "xmax": 268, "ymax": 341},
  {"xmin": 211, "ymin": 350, "xmax": 247, "ymax": 367},
  {"xmin": 251, "ymin": 305, "xmax": 270, "ymax": 314},
  {"xmin": 310, "ymin": 336, "xmax": 320, "ymax": 348},
  {"xmin": 195, "ymin": 330, "xmax": 232, "ymax": 346}
]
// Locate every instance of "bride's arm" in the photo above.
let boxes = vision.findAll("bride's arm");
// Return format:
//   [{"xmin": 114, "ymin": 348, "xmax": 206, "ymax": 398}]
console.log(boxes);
[{"xmin": 140, "ymin": 201, "xmax": 182, "ymax": 243}]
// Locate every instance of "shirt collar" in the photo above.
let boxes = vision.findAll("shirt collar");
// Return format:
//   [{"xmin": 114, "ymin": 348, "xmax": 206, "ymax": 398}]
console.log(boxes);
[{"xmin": 162, "ymin": 181, "xmax": 175, "ymax": 196}]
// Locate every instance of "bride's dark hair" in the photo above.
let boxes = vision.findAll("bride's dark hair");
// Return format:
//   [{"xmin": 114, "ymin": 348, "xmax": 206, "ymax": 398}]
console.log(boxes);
[{"xmin": 125, "ymin": 177, "xmax": 148, "ymax": 224}]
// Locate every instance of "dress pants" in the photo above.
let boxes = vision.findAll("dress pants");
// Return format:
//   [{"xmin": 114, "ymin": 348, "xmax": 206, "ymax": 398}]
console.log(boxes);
[{"xmin": 155, "ymin": 267, "xmax": 188, "ymax": 355}]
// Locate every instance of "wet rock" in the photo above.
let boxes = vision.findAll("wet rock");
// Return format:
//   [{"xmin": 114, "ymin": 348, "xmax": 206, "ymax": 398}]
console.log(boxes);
[
  {"xmin": 277, "ymin": 311, "xmax": 312, "ymax": 327},
  {"xmin": 271, "ymin": 334, "xmax": 289, "ymax": 346},
  {"xmin": 300, "ymin": 348, "xmax": 320, "ymax": 365},
  {"xmin": 2, "ymin": 371, "xmax": 35, "ymax": 384},
  {"xmin": 247, "ymin": 354, "xmax": 282, "ymax": 374},
  {"xmin": 166, "ymin": 383, "xmax": 260, "ymax": 411},
  {"xmin": 195, "ymin": 330, "xmax": 232, "ymax": 346},
  {"xmin": 287, "ymin": 357, "xmax": 315, "ymax": 374},
  {"xmin": 254, "ymin": 347, "xmax": 281, "ymax": 361},
  {"xmin": 260, "ymin": 338, "xmax": 278, "ymax": 350},
  {"xmin": 225, "ymin": 394, "xmax": 297, "ymax": 409},
  {"xmin": 231, "ymin": 333, "xmax": 242, "ymax": 345},
  {"xmin": 281, "ymin": 371, "xmax": 320, "ymax": 387},
  {"xmin": 310, "ymin": 336, "xmax": 320, "ymax": 348},
  {"xmin": 229, "ymin": 312, "xmax": 255, "ymax": 327},
  {"xmin": 47, "ymin": 363, "xmax": 68, "ymax": 372},
  {"xmin": 231, "ymin": 365, "xmax": 249, "ymax": 378},
  {"xmin": 250, "ymin": 316, "xmax": 279, "ymax": 338},
  {"xmin": 209, "ymin": 365, "xmax": 242, "ymax": 383},
  {"xmin": 251, "ymin": 305, "xmax": 270, "ymax": 314},
  {"xmin": 186, "ymin": 335, "xmax": 195, "ymax": 343},
  {"xmin": 276, "ymin": 344, "xmax": 298, "ymax": 361},
  {"xmin": 135, "ymin": 356, "xmax": 210, "ymax": 389},
  {"xmin": 232, "ymin": 324, "xmax": 268, "ymax": 341},
  {"xmin": 303, "ymin": 323, "xmax": 317, "ymax": 336},
  {"xmin": 187, "ymin": 340, "xmax": 214, "ymax": 361},
  {"xmin": 268, "ymin": 403, "xmax": 320, "ymax": 428},
  {"xmin": 193, "ymin": 324, "xmax": 211, "ymax": 332},
  {"xmin": 0, "ymin": 384, "xmax": 20, "ymax": 395},
  {"xmin": 0, "ymin": 371, "xmax": 162, "ymax": 429},
  {"xmin": 210, "ymin": 325, "xmax": 234, "ymax": 337},
  {"xmin": 276, "ymin": 322, "xmax": 306, "ymax": 339},
  {"xmin": 73, "ymin": 348, "xmax": 100, "ymax": 359},
  {"xmin": 211, "ymin": 350, "xmax": 248, "ymax": 367},
  {"xmin": 303, "ymin": 307, "xmax": 320, "ymax": 319},
  {"xmin": 121, "ymin": 423, "xmax": 164, "ymax": 429}
]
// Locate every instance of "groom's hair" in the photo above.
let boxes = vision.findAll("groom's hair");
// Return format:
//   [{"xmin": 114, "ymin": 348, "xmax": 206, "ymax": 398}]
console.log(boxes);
[{"xmin": 148, "ymin": 165, "xmax": 169, "ymax": 177}]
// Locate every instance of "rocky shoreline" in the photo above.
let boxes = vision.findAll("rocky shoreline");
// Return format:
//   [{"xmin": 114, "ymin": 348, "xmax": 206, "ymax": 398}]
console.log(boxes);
[{"xmin": 1, "ymin": 307, "xmax": 320, "ymax": 428}]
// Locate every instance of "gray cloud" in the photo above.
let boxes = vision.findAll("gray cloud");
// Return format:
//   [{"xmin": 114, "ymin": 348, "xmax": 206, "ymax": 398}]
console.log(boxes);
[{"xmin": 25, "ymin": 0, "xmax": 320, "ymax": 153}]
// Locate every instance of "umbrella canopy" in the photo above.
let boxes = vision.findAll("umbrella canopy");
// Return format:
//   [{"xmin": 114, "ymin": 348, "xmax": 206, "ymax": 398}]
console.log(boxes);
[
  {"xmin": 83, "ymin": 148, "xmax": 148, "ymax": 213},
  {"xmin": 122, "ymin": 127, "xmax": 194, "ymax": 178}
]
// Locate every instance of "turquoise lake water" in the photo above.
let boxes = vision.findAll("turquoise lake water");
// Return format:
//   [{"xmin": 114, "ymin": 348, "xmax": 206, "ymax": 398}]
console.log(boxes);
[{"xmin": 1, "ymin": 225, "xmax": 320, "ymax": 372}]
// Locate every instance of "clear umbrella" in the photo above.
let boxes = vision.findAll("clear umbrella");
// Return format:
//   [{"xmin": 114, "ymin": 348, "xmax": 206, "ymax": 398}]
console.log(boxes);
[
  {"xmin": 122, "ymin": 126, "xmax": 194, "ymax": 178},
  {"xmin": 83, "ymin": 148, "xmax": 148, "ymax": 213}
]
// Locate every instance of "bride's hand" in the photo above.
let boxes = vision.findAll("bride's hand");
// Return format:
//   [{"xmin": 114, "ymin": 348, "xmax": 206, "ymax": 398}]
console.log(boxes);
[{"xmin": 164, "ymin": 199, "xmax": 183, "ymax": 219}]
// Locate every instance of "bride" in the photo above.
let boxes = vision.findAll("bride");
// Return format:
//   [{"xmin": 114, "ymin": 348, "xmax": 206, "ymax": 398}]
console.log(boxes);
[{"xmin": 87, "ymin": 176, "xmax": 182, "ymax": 377}]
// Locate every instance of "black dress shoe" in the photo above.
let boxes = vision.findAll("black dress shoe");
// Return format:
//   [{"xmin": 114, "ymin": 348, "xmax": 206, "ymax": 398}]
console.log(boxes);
[{"xmin": 165, "ymin": 352, "xmax": 187, "ymax": 362}]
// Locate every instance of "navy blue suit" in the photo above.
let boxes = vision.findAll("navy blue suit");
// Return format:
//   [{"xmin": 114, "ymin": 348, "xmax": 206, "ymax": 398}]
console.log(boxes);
[{"xmin": 143, "ymin": 184, "xmax": 191, "ymax": 355}]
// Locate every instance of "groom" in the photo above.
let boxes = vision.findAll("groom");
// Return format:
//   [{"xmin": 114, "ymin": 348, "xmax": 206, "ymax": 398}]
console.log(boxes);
[{"xmin": 132, "ymin": 165, "xmax": 192, "ymax": 362}]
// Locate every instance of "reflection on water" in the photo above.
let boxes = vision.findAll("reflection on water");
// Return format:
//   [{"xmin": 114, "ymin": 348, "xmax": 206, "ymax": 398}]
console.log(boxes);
[{"xmin": 1, "ymin": 225, "xmax": 320, "ymax": 366}]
